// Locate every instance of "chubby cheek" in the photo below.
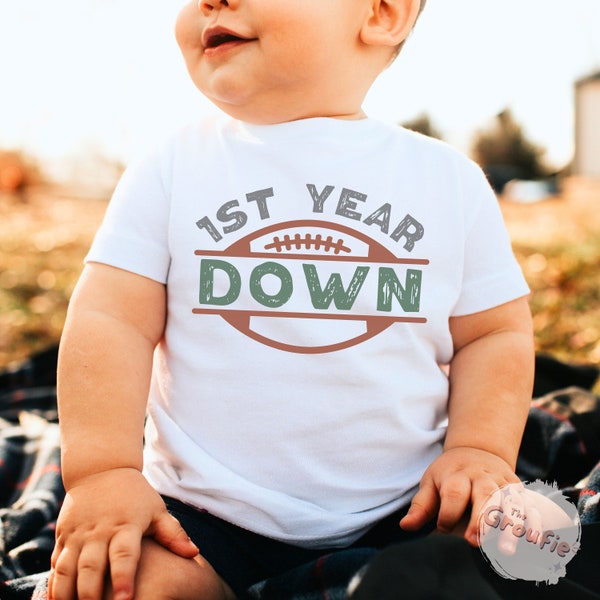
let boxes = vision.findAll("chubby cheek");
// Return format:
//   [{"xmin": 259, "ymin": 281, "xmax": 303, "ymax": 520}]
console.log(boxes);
[
  {"xmin": 174, "ymin": 2, "xmax": 203, "ymax": 55},
  {"xmin": 263, "ymin": 24, "xmax": 334, "ymax": 74}
]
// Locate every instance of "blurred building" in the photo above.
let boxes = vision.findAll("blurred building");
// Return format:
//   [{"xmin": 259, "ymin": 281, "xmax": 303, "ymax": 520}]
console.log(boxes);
[{"xmin": 574, "ymin": 71, "xmax": 600, "ymax": 179}]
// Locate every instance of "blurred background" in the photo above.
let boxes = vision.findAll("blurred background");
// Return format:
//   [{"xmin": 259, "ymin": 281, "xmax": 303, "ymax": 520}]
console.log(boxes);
[{"xmin": 1, "ymin": 0, "xmax": 599, "ymax": 375}]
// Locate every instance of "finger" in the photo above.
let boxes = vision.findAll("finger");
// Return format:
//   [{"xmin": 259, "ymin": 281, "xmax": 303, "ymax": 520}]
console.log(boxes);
[
  {"xmin": 466, "ymin": 478, "xmax": 504, "ymax": 546},
  {"xmin": 523, "ymin": 500, "xmax": 543, "ymax": 544},
  {"xmin": 436, "ymin": 475, "xmax": 471, "ymax": 534},
  {"xmin": 107, "ymin": 527, "xmax": 142, "ymax": 600},
  {"xmin": 48, "ymin": 542, "xmax": 63, "ymax": 600},
  {"xmin": 76, "ymin": 541, "xmax": 109, "ymax": 600},
  {"xmin": 49, "ymin": 546, "xmax": 79, "ymax": 600},
  {"xmin": 152, "ymin": 512, "xmax": 199, "ymax": 558},
  {"xmin": 400, "ymin": 478, "xmax": 439, "ymax": 531},
  {"xmin": 493, "ymin": 483, "xmax": 527, "ymax": 555},
  {"xmin": 50, "ymin": 538, "xmax": 63, "ymax": 572}
]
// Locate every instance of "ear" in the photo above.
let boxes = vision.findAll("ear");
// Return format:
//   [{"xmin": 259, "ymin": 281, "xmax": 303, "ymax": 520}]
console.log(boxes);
[{"xmin": 360, "ymin": 0, "xmax": 421, "ymax": 48}]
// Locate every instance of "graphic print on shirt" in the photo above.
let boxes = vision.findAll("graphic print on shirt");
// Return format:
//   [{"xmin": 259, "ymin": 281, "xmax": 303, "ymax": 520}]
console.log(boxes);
[{"xmin": 193, "ymin": 189, "xmax": 429, "ymax": 354}]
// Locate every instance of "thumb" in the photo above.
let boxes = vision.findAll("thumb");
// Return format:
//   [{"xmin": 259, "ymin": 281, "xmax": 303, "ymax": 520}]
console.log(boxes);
[{"xmin": 151, "ymin": 511, "xmax": 199, "ymax": 558}]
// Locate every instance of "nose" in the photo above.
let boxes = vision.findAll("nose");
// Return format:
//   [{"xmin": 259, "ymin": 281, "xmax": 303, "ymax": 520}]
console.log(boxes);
[{"xmin": 199, "ymin": 0, "xmax": 229, "ymax": 15}]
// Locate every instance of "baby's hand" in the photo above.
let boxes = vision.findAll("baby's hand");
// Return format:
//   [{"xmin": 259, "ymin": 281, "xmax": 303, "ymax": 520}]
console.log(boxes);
[
  {"xmin": 49, "ymin": 468, "xmax": 198, "ymax": 600},
  {"xmin": 399, "ymin": 447, "xmax": 519, "ymax": 546}
]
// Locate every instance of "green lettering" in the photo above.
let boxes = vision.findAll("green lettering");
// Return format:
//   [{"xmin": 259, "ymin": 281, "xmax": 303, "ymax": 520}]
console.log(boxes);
[
  {"xmin": 303, "ymin": 264, "xmax": 369, "ymax": 310},
  {"xmin": 377, "ymin": 268, "xmax": 422, "ymax": 312},
  {"xmin": 199, "ymin": 260, "xmax": 241, "ymax": 305},
  {"xmin": 250, "ymin": 262, "xmax": 293, "ymax": 308}
]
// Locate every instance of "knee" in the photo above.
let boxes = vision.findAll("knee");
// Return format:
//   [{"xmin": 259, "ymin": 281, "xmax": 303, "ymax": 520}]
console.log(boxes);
[{"xmin": 114, "ymin": 539, "xmax": 234, "ymax": 600}]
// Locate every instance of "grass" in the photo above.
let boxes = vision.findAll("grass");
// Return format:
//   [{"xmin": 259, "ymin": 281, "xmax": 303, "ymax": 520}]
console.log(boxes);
[
  {"xmin": 1, "ymin": 177, "xmax": 599, "ymax": 382},
  {"xmin": 501, "ymin": 177, "xmax": 600, "ymax": 368},
  {"xmin": 0, "ymin": 185, "xmax": 108, "ymax": 367}
]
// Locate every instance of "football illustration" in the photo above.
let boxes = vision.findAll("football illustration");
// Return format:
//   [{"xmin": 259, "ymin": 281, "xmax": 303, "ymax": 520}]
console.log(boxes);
[{"xmin": 194, "ymin": 220, "xmax": 428, "ymax": 353}]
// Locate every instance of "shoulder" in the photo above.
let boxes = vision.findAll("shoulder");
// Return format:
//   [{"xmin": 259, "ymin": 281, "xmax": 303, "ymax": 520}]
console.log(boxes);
[
  {"xmin": 119, "ymin": 114, "xmax": 231, "ymax": 183},
  {"xmin": 388, "ymin": 123, "xmax": 476, "ymax": 168},
  {"xmin": 133, "ymin": 114, "xmax": 231, "ymax": 160},
  {"xmin": 374, "ymin": 122, "xmax": 490, "ymax": 189}
]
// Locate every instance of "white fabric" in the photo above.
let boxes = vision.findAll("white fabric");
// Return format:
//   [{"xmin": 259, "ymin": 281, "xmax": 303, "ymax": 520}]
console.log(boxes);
[{"xmin": 86, "ymin": 115, "xmax": 529, "ymax": 548}]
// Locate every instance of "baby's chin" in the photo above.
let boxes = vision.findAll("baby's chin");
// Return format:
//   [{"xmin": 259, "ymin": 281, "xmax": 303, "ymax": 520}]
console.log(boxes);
[
  {"xmin": 203, "ymin": 95, "xmax": 305, "ymax": 125},
  {"xmin": 207, "ymin": 97, "xmax": 364, "ymax": 125},
  {"xmin": 196, "ymin": 73, "xmax": 366, "ymax": 124}
]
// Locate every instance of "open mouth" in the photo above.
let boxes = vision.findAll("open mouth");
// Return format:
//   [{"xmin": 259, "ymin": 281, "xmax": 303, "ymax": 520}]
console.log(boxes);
[
  {"xmin": 203, "ymin": 27, "xmax": 255, "ymax": 52},
  {"xmin": 205, "ymin": 32, "xmax": 245, "ymax": 49}
]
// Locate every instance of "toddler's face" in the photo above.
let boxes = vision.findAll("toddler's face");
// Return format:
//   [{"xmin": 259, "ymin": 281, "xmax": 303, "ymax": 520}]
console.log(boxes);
[{"xmin": 175, "ymin": 0, "xmax": 373, "ymax": 123}]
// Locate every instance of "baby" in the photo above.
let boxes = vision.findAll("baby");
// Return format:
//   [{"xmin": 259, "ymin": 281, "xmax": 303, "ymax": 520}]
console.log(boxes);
[{"xmin": 49, "ymin": 1, "xmax": 534, "ymax": 598}]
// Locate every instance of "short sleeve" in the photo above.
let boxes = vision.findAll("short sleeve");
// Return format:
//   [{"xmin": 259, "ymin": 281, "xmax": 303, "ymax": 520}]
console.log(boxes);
[
  {"xmin": 85, "ymin": 149, "xmax": 172, "ymax": 284},
  {"xmin": 452, "ymin": 162, "xmax": 529, "ymax": 316}
]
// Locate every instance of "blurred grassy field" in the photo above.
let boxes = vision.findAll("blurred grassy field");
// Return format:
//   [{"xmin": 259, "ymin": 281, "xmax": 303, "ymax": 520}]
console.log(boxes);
[
  {"xmin": 0, "ymin": 185, "xmax": 108, "ymax": 367},
  {"xmin": 501, "ymin": 177, "xmax": 600, "ymax": 368},
  {"xmin": 1, "ymin": 177, "xmax": 599, "ymax": 377}
]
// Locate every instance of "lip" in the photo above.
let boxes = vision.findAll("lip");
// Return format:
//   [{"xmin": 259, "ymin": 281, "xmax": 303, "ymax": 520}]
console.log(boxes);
[{"xmin": 202, "ymin": 25, "xmax": 255, "ymax": 56}]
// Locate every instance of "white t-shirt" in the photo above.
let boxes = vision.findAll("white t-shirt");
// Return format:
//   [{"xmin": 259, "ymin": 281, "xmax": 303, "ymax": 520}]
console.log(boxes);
[{"xmin": 87, "ymin": 116, "xmax": 529, "ymax": 548}]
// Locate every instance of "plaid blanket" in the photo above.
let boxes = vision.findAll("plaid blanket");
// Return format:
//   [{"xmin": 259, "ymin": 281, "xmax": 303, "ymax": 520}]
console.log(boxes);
[
  {"xmin": 0, "ymin": 347, "xmax": 61, "ymax": 600},
  {"xmin": 0, "ymin": 348, "xmax": 599, "ymax": 599}
]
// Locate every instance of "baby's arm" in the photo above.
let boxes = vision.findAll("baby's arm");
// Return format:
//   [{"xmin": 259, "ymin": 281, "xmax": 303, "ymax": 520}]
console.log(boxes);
[
  {"xmin": 49, "ymin": 264, "xmax": 198, "ymax": 600},
  {"xmin": 400, "ymin": 296, "xmax": 534, "ymax": 544}
]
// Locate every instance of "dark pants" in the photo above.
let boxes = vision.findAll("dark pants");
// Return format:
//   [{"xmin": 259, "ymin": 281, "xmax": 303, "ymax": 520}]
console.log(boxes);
[{"xmin": 163, "ymin": 496, "xmax": 433, "ymax": 596}]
